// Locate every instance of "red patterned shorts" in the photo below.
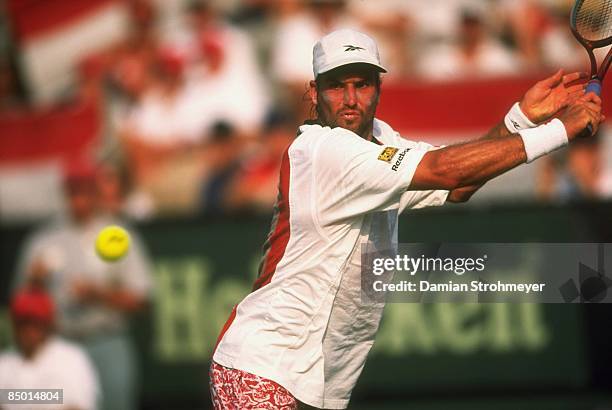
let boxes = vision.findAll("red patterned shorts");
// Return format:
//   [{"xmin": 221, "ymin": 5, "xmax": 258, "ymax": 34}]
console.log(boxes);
[{"xmin": 209, "ymin": 361, "xmax": 298, "ymax": 410}]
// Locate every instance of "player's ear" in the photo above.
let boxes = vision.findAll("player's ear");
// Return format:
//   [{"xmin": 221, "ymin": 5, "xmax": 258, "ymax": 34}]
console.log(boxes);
[{"xmin": 308, "ymin": 80, "xmax": 318, "ymax": 105}]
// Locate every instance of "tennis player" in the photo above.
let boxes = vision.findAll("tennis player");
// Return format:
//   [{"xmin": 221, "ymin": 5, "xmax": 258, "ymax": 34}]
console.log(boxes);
[{"xmin": 210, "ymin": 29, "xmax": 603, "ymax": 409}]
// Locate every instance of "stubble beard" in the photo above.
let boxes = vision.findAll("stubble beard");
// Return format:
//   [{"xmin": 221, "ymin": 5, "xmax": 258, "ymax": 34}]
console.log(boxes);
[{"xmin": 317, "ymin": 106, "xmax": 375, "ymax": 140}]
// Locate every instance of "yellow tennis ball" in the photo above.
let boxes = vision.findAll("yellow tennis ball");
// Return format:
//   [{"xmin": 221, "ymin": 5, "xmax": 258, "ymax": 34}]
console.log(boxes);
[{"xmin": 95, "ymin": 225, "xmax": 130, "ymax": 262}]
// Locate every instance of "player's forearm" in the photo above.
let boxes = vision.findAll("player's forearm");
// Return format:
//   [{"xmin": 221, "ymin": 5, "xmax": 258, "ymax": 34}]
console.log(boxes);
[
  {"xmin": 444, "ymin": 126, "xmax": 504, "ymax": 201},
  {"xmin": 411, "ymin": 135, "xmax": 527, "ymax": 191}
]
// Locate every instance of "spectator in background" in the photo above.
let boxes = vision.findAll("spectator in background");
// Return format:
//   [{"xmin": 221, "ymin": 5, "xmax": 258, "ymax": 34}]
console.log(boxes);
[
  {"xmin": 120, "ymin": 48, "xmax": 204, "ymax": 216},
  {"xmin": 498, "ymin": 0, "xmax": 547, "ymax": 70},
  {"xmin": 417, "ymin": 6, "xmax": 521, "ymax": 80},
  {"xmin": 224, "ymin": 111, "xmax": 295, "ymax": 213},
  {"xmin": 499, "ymin": 0, "xmax": 585, "ymax": 71},
  {"xmin": 95, "ymin": 162, "xmax": 151, "ymax": 220},
  {"xmin": 181, "ymin": 0, "xmax": 269, "ymax": 137},
  {"xmin": 121, "ymin": 47, "xmax": 198, "ymax": 155},
  {"xmin": 107, "ymin": 0, "xmax": 159, "ymax": 107},
  {"xmin": 537, "ymin": 138, "xmax": 603, "ymax": 201},
  {"xmin": 199, "ymin": 121, "xmax": 244, "ymax": 215},
  {"xmin": 15, "ymin": 160, "xmax": 153, "ymax": 410},
  {"xmin": 0, "ymin": 289, "xmax": 99, "ymax": 410},
  {"xmin": 539, "ymin": 6, "xmax": 586, "ymax": 70}
]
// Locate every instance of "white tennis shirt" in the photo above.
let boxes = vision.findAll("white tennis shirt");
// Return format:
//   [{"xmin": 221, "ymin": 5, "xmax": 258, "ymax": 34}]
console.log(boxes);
[{"xmin": 213, "ymin": 118, "xmax": 448, "ymax": 409}]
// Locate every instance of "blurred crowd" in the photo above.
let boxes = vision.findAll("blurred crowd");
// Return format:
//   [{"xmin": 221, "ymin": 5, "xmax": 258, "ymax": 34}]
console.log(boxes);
[{"xmin": 0, "ymin": 0, "xmax": 610, "ymax": 222}]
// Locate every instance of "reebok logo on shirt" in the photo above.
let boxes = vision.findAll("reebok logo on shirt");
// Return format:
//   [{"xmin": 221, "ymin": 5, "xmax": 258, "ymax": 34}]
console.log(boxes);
[
  {"xmin": 391, "ymin": 148, "xmax": 410, "ymax": 171},
  {"xmin": 377, "ymin": 147, "xmax": 399, "ymax": 163}
]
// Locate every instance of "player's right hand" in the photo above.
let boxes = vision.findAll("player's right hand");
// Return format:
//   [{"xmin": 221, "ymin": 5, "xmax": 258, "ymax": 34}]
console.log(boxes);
[{"xmin": 558, "ymin": 92, "xmax": 604, "ymax": 140}]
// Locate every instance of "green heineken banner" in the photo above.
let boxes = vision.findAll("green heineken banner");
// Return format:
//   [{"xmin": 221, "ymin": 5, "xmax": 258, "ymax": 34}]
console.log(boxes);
[{"xmin": 1, "ymin": 204, "xmax": 611, "ymax": 408}]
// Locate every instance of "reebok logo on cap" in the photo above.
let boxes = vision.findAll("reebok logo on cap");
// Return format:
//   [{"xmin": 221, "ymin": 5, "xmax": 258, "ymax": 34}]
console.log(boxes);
[
  {"xmin": 343, "ymin": 45, "xmax": 365, "ymax": 52},
  {"xmin": 313, "ymin": 29, "xmax": 387, "ymax": 77}
]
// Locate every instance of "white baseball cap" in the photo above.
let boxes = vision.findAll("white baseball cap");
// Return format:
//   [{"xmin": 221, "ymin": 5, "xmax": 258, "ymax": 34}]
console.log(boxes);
[{"xmin": 312, "ymin": 29, "xmax": 387, "ymax": 78}]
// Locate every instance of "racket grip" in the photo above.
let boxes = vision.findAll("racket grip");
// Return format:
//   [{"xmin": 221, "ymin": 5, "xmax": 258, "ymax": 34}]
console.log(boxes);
[
  {"xmin": 585, "ymin": 79, "xmax": 601, "ymax": 135},
  {"xmin": 586, "ymin": 79, "xmax": 601, "ymax": 96}
]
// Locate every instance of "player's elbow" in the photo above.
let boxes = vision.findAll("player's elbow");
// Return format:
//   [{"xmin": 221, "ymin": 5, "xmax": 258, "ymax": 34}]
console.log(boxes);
[
  {"xmin": 447, "ymin": 190, "xmax": 471, "ymax": 203},
  {"xmin": 447, "ymin": 184, "xmax": 483, "ymax": 203}
]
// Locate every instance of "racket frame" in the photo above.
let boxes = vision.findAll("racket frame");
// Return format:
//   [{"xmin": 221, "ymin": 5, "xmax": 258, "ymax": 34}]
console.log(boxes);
[{"xmin": 570, "ymin": 0, "xmax": 612, "ymax": 81}]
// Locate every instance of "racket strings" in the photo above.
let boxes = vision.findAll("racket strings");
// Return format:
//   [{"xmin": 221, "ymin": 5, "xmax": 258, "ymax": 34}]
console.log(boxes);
[{"xmin": 575, "ymin": 0, "xmax": 612, "ymax": 42}]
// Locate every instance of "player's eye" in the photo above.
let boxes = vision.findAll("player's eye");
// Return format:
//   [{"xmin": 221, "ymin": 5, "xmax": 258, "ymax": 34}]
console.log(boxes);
[{"xmin": 356, "ymin": 80, "xmax": 370, "ymax": 88}]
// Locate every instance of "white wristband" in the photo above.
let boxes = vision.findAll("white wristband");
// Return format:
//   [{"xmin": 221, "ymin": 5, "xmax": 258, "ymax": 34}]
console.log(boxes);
[
  {"xmin": 504, "ymin": 102, "xmax": 537, "ymax": 133},
  {"xmin": 519, "ymin": 118, "xmax": 568, "ymax": 163}
]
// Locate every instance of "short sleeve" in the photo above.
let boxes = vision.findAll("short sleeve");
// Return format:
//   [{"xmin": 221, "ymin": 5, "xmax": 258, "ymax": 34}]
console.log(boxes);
[
  {"xmin": 399, "ymin": 188, "xmax": 448, "ymax": 213},
  {"xmin": 391, "ymin": 136, "xmax": 449, "ymax": 212},
  {"xmin": 312, "ymin": 128, "xmax": 433, "ymax": 223}
]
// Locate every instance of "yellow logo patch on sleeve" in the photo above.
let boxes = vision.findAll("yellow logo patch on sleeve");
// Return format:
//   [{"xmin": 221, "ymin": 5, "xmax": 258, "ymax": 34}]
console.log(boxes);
[{"xmin": 377, "ymin": 147, "xmax": 399, "ymax": 163}]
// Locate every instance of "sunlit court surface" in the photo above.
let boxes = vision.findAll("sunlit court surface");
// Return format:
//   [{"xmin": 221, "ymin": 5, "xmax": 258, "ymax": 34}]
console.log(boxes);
[{"xmin": 1, "ymin": 1, "xmax": 612, "ymax": 410}]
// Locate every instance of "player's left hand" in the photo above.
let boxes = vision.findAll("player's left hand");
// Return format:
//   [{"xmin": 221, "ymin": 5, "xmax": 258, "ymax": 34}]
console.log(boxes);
[{"xmin": 520, "ymin": 69, "xmax": 587, "ymax": 124}]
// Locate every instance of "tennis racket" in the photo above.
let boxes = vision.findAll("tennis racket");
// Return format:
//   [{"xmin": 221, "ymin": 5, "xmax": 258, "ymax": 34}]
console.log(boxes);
[{"xmin": 570, "ymin": 0, "xmax": 612, "ymax": 97}]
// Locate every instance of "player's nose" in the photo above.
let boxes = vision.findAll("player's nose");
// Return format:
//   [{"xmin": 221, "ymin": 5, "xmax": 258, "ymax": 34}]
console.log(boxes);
[{"xmin": 344, "ymin": 85, "xmax": 357, "ymax": 107}]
